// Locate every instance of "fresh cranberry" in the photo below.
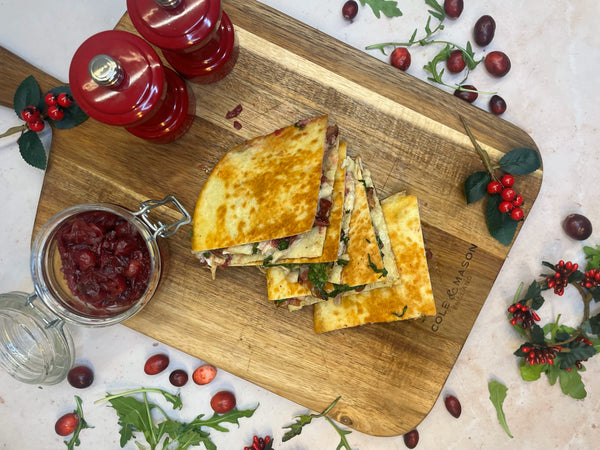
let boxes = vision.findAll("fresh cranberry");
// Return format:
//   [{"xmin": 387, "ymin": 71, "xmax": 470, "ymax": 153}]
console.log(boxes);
[
  {"xmin": 28, "ymin": 118, "xmax": 45, "ymax": 132},
  {"xmin": 210, "ymin": 390, "xmax": 236, "ymax": 414},
  {"xmin": 390, "ymin": 47, "xmax": 411, "ymax": 71},
  {"xmin": 57, "ymin": 92, "xmax": 73, "ymax": 107},
  {"xmin": 55, "ymin": 413, "xmax": 79, "ymax": 436},
  {"xmin": 67, "ymin": 365, "xmax": 94, "ymax": 389},
  {"xmin": 192, "ymin": 364, "xmax": 217, "ymax": 385},
  {"xmin": 48, "ymin": 105, "xmax": 65, "ymax": 121},
  {"xmin": 485, "ymin": 51, "xmax": 511, "ymax": 77},
  {"xmin": 563, "ymin": 214, "xmax": 593, "ymax": 240},
  {"xmin": 444, "ymin": 395, "xmax": 462, "ymax": 418},
  {"xmin": 489, "ymin": 95, "xmax": 507, "ymax": 115},
  {"xmin": 454, "ymin": 85, "xmax": 478, "ymax": 103},
  {"xmin": 403, "ymin": 429, "xmax": 419, "ymax": 448},
  {"xmin": 474, "ymin": 15, "xmax": 496, "ymax": 46},
  {"xmin": 144, "ymin": 353, "xmax": 170, "ymax": 375},
  {"xmin": 342, "ymin": 0, "xmax": 359, "ymax": 21},
  {"xmin": 446, "ymin": 50, "xmax": 466, "ymax": 73},
  {"xmin": 169, "ymin": 369, "xmax": 189, "ymax": 387},
  {"xmin": 443, "ymin": 0, "xmax": 463, "ymax": 19}
]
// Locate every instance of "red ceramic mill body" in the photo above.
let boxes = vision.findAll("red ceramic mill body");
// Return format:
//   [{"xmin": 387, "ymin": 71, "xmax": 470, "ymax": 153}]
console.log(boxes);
[
  {"xmin": 127, "ymin": 0, "xmax": 238, "ymax": 84},
  {"xmin": 69, "ymin": 30, "xmax": 195, "ymax": 143}
]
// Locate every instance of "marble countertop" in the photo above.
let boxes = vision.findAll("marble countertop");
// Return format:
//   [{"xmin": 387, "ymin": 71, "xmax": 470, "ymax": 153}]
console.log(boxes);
[{"xmin": 1, "ymin": 1, "xmax": 599, "ymax": 448}]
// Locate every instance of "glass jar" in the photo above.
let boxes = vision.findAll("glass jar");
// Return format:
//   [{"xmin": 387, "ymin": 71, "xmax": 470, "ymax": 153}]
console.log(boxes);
[{"xmin": 0, "ymin": 195, "xmax": 190, "ymax": 385}]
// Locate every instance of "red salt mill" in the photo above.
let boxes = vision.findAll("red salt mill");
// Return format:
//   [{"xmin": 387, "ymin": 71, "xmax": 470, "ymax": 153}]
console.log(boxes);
[
  {"xmin": 127, "ymin": 0, "xmax": 238, "ymax": 84},
  {"xmin": 69, "ymin": 30, "xmax": 195, "ymax": 143}
]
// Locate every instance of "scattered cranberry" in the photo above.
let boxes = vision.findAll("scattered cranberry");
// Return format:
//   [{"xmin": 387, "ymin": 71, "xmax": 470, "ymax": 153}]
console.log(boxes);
[
  {"xmin": 403, "ymin": 429, "xmax": 419, "ymax": 448},
  {"xmin": 57, "ymin": 92, "xmax": 73, "ymax": 108},
  {"xmin": 233, "ymin": 120, "xmax": 242, "ymax": 130},
  {"xmin": 446, "ymin": 50, "xmax": 466, "ymax": 73},
  {"xmin": 28, "ymin": 118, "xmax": 45, "ymax": 132},
  {"xmin": 225, "ymin": 104, "xmax": 243, "ymax": 119},
  {"xmin": 169, "ymin": 369, "xmax": 189, "ymax": 387},
  {"xmin": 563, "ymin": 214, "xmax": 593, "ymax": 240},
  {"xmin": 443, "ymin": 0, "xmax": 463, "ymax": 19},
  {"xmin": 244, "ymin": 435, "xmax": 272, "ymax": 450},
  {"xmin": 489, "ymin": 95, "xmax": 507, "ymax": 115},
  {"xmin": 510, "ymin": 207, "xmax": 524, "ymax": 221},
  {"xmin": 473, "ymin": 15, "xmax": 496, "ymax": 47},
  {"xmin": 144, "ymin": 353, "xmax": 169, "ymax": 375},
  {"xmin": 55, "ymin": 413, "xmax": 79, "ymax": 436},
  {"xmin": 487, "ymin": 180, "xmax": 503, "ymax": 194},
  {"xmin": 45, "ymin": 93, "xmax": 58, "ymax": 106},
  {"xmin": 444, "ymin": 395, "xmax": 462, "ymax": 418},
  {"xmin": 21, "ymin": 105, "xmax": 41, "ymax": 122},
  {"xmin": 210, "ymin": 390, "xmax": 236, "ymax": 414},
  {"xmin": 192, "ymin": 364, "xmax": 217, "ymax": 385},
  {"xmin": 342, "ymin": 0, "xmax": 359, "ymax": 21},
  {"xmin": 48, "ymin": 105, "xmax": 65, "ymax": 121},
  {"xmin": 485, "ymin": 51, "xmax": 511, "ymax": 77},
  {"xmin": 390, "ymin": 47, "xmax": 411, "ymax": 71},
  {"xmin": 67, "ymin": 365, "xmax": 94, "ymax": 389},
  {"xmin": 454, "ymin": 85, "xmax": 478, "ymax": 103}
]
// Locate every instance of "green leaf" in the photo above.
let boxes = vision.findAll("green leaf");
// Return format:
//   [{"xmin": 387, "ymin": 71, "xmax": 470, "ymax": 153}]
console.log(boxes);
[
  {"xmin": 486, "ymin": 195, "xmax": 518, "ymax": 246},
  {"xmin": 582, "ymin": 314, "xmax": 600, "ymax": 335},
  {"xmin": 359, "ymin": 0, "xmax": 402, "ymax": 19},
  {"xmin": 107, "ymin": 396, "xmax": 158, "ymax": 447},
  {"xmin": 519, "ymin": 360, "xmax": 545, "ymax": 381},
  {"xmin": 583, "ymin": 245, "xmax": 600, "ymax": 270},
  {"xmin": 498, "ymin": 148, "xmax": 541, "ymax": 175},
  {"xmin": 464, "ymin": 171, "xmax": 490, "ymax": 204},
  {"xmin": 558, "ymin": 341, "xmax": 597, "ymax": 370},
  {"xmin": 44, "ymin": 86, "xmax": 88, "ymax": 129},
  {"xmin": 488, "ymin": 380, "xmax": 513, "ymax": 438},
  {"xmin": 546, "ymin": 362, "xmax": 560, "ymax": 385},
  {"xmin": 558, "ymin": 368, "xmax": 587, "ymax": 399},
  {"xmin": 283, "ymin": 397, "xmax": 341, "ymax": 442},
  {"xmin": 531, "ymin": 324, "xmax": 546, "ymax": 345},
  {"xmin": 13, "ymin": 75, "xmax": 41, "ymax": 118},
  {"xmin": 18, "ymin": 130, "xmax": 46, "ymax": 169}
]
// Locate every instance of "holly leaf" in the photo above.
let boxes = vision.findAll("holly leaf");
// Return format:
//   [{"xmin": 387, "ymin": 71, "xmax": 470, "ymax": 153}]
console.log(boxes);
[
  {"xmin": 44, "ymin": 86, "xmax": 88, "ymax": 129},
  {"xmin": 359, "ymin": 0, "xmax": 402, "ymax": 19},
  {"xmin": 13, "ymin": 75, "xmax": 41, "ymax": 118},
  {"xmin": 486, "ymin": 195, "xmax": 518, "ymax": 246},
  {"xmin": 464, "ymin": 171, "xmax": 490, "ymax": 204},
  {"xmin": 498, "ymin": 148, "xmax": 541, "ymax": 175},
  {"xmin": 523, "ymin": 281, "xmax": 545, "ymax": 309},
  {"xmin": 488, "ymin": 380, "xmax": 513, "ymax": 438},
  {"xmin": 582, "ymin": 314, "xmax": 600, "ymax": 335},
  {"xmin": 558, "ymin": 341, "xmax": 597, "ymax": 370},
  {"xmin": 558, "ymin": 368, "xmax": 587, "ymax": 399},
  {"xmin": 18, "ymin": 129, "xmax": 46, "ymax": 169},
  {"xmin": 531, "ymin": 324, "xmax": 546, "ymax": 345}
]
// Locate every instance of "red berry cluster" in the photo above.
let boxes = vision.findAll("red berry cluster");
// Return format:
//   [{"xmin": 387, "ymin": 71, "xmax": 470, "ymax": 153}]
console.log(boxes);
[
  {"xmin": 566, "ymin": 336, "xmax": 594, "ymax": 372},
  {"xmin": 20, "ymin": 92, "xmax": 73, "ymax": 132},
  {"xmin": 580, "ymin": 269, "xmax": 600, "ymax": 289},
  {"xmin": 244, "ymin": 435, "xmax": 272, "ymax": 450},
  {"xmin": 508, "ymin": 302, "xmax": 540, "ymax": 328},
  {"xmin": 546, "ymin": 260, "xmax": 578, "ymax": 296},
  {"xmin": 486, "ymin": 174, "xmax": 524, "ymax": 220},
  {"xmin": 521, "ymin": 345, "xmax": 561, "ymax": 366}
]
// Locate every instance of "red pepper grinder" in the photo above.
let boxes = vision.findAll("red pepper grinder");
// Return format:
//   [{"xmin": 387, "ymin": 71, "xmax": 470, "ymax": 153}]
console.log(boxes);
[
  {"xmin": 127, "ymin": 0, "xmax": 238, "ymax": 84},
  {"xmin": 69, "ymin": 30, "xmax": 195, "ymax": 144}
]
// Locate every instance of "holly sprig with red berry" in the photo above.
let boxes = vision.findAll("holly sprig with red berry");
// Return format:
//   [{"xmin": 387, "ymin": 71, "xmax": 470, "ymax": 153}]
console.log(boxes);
[
  {"xmin": 0, "ymin": 75, "xmax": 87, "ymax": 169},
  {"xmin": 507, "ymin": 249, "xmax": 600, "ymax": 399},
  {"xmin": 461, "ymin": 116, "xmax": 541, "ymax": 245}
]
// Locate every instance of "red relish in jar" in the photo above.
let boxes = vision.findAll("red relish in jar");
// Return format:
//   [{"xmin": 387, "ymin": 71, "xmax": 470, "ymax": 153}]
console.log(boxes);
[{"xmin": 56, "ymin": 211, "xmax": 151, "ymax": 313}]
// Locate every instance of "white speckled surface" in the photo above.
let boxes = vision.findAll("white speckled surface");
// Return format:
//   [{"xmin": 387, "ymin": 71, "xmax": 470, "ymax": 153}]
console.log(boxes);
[{"xmin": 1, "ymin": 1, "xmax": 599, "ymax": 449}]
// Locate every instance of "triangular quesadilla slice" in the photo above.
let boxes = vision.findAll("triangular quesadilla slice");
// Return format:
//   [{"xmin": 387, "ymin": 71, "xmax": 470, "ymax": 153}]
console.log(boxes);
[
  {"xmin": 313, "ymin": 193, "xmax": 436, "ymax": 333},
  {"xmin": 192, "ymin": 116, "xmax": 340, "ymax": 276}
]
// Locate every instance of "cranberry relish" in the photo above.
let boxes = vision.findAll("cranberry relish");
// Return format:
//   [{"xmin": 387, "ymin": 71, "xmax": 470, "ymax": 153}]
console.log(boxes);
[{"xmin": 56, "ymin": 211, "xmax": 151, "ymax": 313}]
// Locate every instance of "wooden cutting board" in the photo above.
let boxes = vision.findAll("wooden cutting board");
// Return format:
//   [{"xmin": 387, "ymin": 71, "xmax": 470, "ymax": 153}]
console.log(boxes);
[{"xmin": 0, "ymin": 0, "xmax": 542, "ymax": 437}]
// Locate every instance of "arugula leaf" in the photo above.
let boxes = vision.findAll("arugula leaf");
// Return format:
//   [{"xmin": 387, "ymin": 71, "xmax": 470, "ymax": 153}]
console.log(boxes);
[
  {"xmin": 367, "ymin": 253, "xmax": 388, "ymax": 278},
  {"xmin": 392, "ymin": 305, "xmax": 408, "ymax": 318},
  {"xmin": 359, "ymin": 0, "xmax": 402, "ymax": 19},
  {"xmin": 519, "ymin": 359, "xmax": 545, "ymax": 381},
  {"xmin": 283, "ymin": 396, "xmax": 342, "ymax": 442},
  {"xmin": 488, "ymin": 380, "xmax": 513, "ymax": 438},
  {"xmin": 64, "ymin": 395, "xmax": 93, "ymax": 450},
  {"xmin": 558, "ymin": 368, "xmax": 587, "ymax": 399}
]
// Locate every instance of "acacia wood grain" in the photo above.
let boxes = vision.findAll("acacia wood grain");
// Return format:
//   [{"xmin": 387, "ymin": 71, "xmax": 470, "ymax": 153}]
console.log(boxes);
[{"xmin": 0, "ymin": 0, "xmax": 542, "ymax": 436}]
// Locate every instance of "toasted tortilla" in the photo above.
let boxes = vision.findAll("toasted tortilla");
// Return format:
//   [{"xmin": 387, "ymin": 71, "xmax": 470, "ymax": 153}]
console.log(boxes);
[
  {"xmin": 265, "ymin": 156, "xmax": 397, "ymax": 307},
  {"xmin": 313, "ymin": 193, "xmax": 436, "ymax": 333},
  {"xmin": 192, "ymin": 116, "xmax": 340, "ymax": 272}
]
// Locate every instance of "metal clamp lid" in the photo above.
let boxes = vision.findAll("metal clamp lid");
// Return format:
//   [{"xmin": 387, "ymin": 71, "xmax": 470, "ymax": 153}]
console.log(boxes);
[{"xmin": 134, "ymin": 194, "xmax": 191, "ymax": 239}]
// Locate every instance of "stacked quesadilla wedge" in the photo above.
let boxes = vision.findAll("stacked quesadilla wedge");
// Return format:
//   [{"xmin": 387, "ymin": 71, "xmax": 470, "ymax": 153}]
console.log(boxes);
[
  {"xmin": 265, "ymin": 155, "xmax": 400, "ymax": 310},
  {"xmin": 313, "ymin": 192, "xmax": 436, "ymax": 333},
  {"xmin": 191, "ymin": 115, "xmax": 341, "ymax": 277}
]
